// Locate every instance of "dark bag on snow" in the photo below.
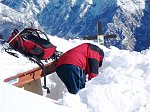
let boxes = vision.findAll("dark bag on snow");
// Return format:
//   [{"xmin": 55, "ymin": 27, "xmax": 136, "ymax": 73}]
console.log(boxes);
[{"xmin": 8, "ymin": 28, "xmax": 56, "ymax": 60}]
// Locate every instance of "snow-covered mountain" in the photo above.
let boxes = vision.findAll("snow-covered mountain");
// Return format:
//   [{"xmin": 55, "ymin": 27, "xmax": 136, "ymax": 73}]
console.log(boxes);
[{"xmin": 0, "ymin": 0, "xmax": 149, "ymax": 51}]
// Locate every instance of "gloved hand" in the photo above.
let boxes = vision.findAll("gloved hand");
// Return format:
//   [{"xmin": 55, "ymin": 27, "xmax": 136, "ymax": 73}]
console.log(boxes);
[{"xmin": 88, "ymin": 73, "xmax": 97, "ymax": 80}]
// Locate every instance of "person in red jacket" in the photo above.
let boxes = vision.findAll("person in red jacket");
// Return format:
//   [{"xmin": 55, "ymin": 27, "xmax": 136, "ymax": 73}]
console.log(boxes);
[{"xmin": 56, "ymin": 43, "xmax": 104, "ymax": 94}]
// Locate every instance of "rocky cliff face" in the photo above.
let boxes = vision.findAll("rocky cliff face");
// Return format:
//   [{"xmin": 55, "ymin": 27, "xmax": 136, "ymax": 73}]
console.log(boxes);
[
  {"xmin": 0, "ymin": 0, "xmax": 149, "ymax": 51},
  {"xmin": 134, "ymin": 0, "xmax": 150, "ymax": 51}
]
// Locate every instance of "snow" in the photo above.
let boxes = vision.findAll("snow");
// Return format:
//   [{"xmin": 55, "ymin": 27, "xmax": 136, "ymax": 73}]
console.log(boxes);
[
  {"xmin": 0, "ymin": 35, "xmax": 150, "ymax": 112},
  {"xmin": 0, "ymin": 0, "xmax": 150, "ymax": 111},
  {"xmin": 117, "ymin": 0, "xmax": 145, "ymax": 13},
  {"xmin": 0, "ymin": 81, "xmax": 80, "ymax": 112}
]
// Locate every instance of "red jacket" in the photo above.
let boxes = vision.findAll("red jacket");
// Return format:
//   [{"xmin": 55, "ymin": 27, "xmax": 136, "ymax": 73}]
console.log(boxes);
[{"xmin": 56, "ymin": 43, "xmax": 104, "ymax": 80}]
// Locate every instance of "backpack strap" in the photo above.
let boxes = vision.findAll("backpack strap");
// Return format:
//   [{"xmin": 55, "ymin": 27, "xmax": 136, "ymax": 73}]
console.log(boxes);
[{"xmin": 30, "ymin": 56, "xmax": 50, "ymax": 93}]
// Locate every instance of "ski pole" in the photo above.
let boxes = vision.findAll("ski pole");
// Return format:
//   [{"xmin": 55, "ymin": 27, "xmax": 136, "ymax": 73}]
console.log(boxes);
[
  {"xmin": 2, "ymin": 29, "xmax": 24, "ymax": 50},
  {"xmin": 8, "ymin": 28, "xmax": 24, "ymax": 44}
]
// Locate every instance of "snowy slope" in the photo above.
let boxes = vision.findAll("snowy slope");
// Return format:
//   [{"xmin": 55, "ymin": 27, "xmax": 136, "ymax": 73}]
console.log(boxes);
[
  {"xmin": 0, "ymin": 81, "xmax": 82, "ymax": 112},
  {"xmin": 0, "ymin": 36, "xmax": 150, "ymax": 112}
]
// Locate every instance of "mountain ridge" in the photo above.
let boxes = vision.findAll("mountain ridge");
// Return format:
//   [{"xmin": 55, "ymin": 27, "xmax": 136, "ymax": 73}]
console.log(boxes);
[{"xmin": 0, "ymin": 0, "xmax": 149, "ymax": 51}]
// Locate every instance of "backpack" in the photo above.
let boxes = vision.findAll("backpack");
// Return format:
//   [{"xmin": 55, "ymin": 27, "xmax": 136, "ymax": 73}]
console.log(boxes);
[
  {"xmin": 8, "ymin": 28, "xmax": 56, "ymax": 60},
  {"xmin": 7, "ymin": 28, "xmax": 57, "ymax": 93}
]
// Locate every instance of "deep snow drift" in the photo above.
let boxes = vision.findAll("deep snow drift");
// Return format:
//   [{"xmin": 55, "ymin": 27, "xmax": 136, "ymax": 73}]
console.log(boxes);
[{"xmin": 0, "ymin": 36, "xmax": 150, "ymax": 112}]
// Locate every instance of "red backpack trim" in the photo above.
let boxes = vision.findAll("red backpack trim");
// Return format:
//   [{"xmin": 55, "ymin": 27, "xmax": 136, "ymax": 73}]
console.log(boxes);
[{"xmin": 8, "ymin": 28, "xmax": 56, "ymax": 60}]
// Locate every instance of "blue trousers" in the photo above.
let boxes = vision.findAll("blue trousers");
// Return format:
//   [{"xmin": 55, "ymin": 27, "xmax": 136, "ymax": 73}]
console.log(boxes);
[{"xmin": 56, "ymin": 64, "xmax": 86, "ymax": 94}]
